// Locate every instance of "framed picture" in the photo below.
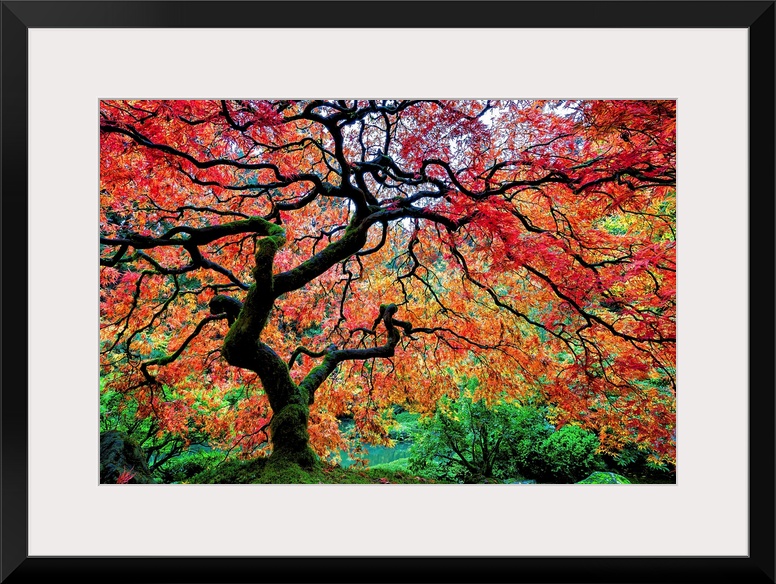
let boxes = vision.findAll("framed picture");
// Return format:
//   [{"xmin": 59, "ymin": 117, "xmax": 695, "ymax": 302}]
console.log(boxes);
[{"xmin": 2, "ymin": 1, "xmax": 773, "ymax": 582}]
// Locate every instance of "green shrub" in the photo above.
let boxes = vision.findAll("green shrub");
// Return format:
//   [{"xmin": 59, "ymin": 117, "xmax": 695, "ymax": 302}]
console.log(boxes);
[
  {"xmin": 407, "ymin": 391, "xmax": 609, "ymax": 484},
  {"xmin": 536, "ymin": 424, "xmax": 603, "ymax": 483},
  {"xmin": 501, "ymin": 406, "xmax": 554, "ymax": 478},
  {"xmin": 408, "ymin": 396, "xmax": 553, "ymax": 483}
]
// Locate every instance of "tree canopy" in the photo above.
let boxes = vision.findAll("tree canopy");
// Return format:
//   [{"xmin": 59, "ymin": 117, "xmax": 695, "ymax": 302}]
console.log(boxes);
[{"xmin": 100, "ymin": 99, "xmax": 676, "ymax": 471}]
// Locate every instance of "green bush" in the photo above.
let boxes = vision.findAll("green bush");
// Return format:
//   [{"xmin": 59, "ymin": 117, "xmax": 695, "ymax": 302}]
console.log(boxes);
[
  {"xmin": 536, "ymin": 424, "xmax": 603, "ymax": 483},
  {"xmin": 408, "ymin": 395, "xmax": 553, "ymax": 483},
  {"xmin": 501, "ymin": 406, "xmax": 554, "ymax": 478},
  {"xmin": 407, "ymin": 392, "xmax": 606, "ymax": 483}
]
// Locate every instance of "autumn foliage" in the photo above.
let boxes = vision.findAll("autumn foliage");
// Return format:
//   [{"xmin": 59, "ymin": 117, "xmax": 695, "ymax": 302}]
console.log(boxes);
[{"xmin": 100, "ymin": 99, "xmax": 676, "ymax": 471}]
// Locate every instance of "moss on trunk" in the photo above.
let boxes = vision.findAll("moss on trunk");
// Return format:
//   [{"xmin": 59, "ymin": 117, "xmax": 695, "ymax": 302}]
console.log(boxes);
[{"xmin": 269, "ymin": 403, "xmax": 318, "ymax": 469}]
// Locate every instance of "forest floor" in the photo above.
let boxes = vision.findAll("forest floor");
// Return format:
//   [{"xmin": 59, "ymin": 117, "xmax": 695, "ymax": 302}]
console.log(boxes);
[{"xmin": 189, "ymin": 455, "xmax": 454, "ymax": 484}]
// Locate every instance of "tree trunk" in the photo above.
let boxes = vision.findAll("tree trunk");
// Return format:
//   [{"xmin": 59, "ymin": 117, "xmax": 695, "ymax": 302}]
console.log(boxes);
[
  {"xmin": 268, "ymin": 401, "xmax": 317, "ymax": 469},
  {"xmin": 223, "ymin": 315, "xmax": 319, "ymax": 468},
  {"xmin": 220, "ymin": 226, "xmax": 318, "ymax": 470},
  {"xmin": 218, "ymin": 217, "xmax": 377, "ymax": 471}
]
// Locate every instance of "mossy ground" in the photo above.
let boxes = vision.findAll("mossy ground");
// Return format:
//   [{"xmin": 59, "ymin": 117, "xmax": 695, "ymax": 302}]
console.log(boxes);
[
  {"xmin": 183, "ymin": 453, "xmax": 674, "ymax": 484},
  {"xmin": 189, "ymin": 456, "xmax": 449, "ymax": 484}
]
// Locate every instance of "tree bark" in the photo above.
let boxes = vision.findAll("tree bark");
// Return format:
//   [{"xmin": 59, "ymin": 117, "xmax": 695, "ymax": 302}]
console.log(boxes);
[{"xmin": 220, "ymin": 221, "xmax": 318, "ymax": 468}]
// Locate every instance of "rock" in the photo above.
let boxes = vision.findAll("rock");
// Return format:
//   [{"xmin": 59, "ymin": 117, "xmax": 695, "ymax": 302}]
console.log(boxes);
[
  {"xmin": 100, "ymin": 430, "xmax": 155, "ymax": 484},
  {"xmin": 577, "ymin": 471, "xmax": 631, "ymax": 484}
]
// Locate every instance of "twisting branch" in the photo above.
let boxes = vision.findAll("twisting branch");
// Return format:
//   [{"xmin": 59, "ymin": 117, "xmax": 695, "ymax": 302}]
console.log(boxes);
[
  {"xmin": 100, "ymin": 124, "xmax": 325, "ymax": 191},
  {"xmin": 140, "ymin": 315, "xmax": 227, "ymax": 383},
  {"xmin": 295, "ymin": 302, "xmax": 495, "ymax": 405},
  {"xmin": 288, "ymin": 344, "xmax": 337, "ymax": 369},
  {"xmin": 298, "ymin": 304, "xmax": 405, "ymax": 404}
]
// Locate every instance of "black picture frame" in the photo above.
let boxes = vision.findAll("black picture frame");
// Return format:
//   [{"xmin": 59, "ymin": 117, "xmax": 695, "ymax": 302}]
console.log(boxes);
[{"xmin": 2, "ymin": 2, "xmax": 773, "ymax": 583}]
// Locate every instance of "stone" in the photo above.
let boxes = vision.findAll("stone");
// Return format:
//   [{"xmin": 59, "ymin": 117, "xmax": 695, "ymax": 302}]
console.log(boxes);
[
  {"xmin": 577, "ymin": 471, "xmax": 631, "ymax": 484},
  {"xmin": 100, "ymin": 430, "xmax": 155, "ymax": 484}
]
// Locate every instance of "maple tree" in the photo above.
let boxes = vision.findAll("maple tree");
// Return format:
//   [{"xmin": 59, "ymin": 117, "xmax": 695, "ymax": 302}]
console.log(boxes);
[{"xmin": 100, "ymin": 99, "xmax": 676, "ymax": 475}]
